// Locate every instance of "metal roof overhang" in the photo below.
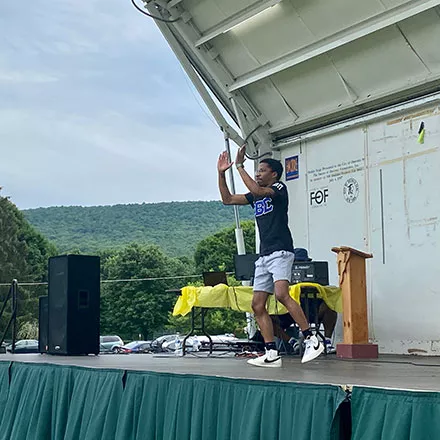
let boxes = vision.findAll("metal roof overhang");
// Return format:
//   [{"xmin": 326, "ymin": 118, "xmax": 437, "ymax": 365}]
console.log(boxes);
[{"xmin": 141, "ymin": 0, "xmax": 440, "ymax": 155}]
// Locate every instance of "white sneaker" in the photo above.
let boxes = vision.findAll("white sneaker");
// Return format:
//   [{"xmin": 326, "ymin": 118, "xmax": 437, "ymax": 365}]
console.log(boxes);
[
  {"xmin": 247, "ymin": 349, "xmax": 282, "ymax": 368},
  {"xmin": 301, "ymin": 335, "xmax": 324, "ymax": 364}
]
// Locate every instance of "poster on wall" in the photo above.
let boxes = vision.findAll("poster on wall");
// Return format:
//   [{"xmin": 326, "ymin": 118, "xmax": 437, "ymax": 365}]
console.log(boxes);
[{"xmin": 285, "ymin": 155, "xmax": 299, "ymax": 181}]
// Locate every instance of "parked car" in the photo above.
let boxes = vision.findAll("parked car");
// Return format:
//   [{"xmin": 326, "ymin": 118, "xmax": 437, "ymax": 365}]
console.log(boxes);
[
  {"xmin": 200, "ymin": 334, "xmax": 239, "ymax": 347},
  {"xmin": 162, "ymin": 336, "xmax": 201, "ymax": 352},
  {"xmin": 99, "ymin": 335, "xmax": 123, "ymax": 353},
  {"xmin": 6, "ymin": 339, "xmax": 39, "ymax": 353},
  {"xmin": 162, "ymin": 334, "xmax": 239, "ymax": 352},
  {"xmin": 118, "ymin": 340, "xmax": 152, "ymax": 354},
  {"xmin": 150, "ymin": 334, "xmax": 179, "ymax": 352}
]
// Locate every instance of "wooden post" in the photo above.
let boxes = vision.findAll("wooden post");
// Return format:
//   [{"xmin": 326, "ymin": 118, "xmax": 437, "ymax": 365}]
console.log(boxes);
[{"xmin": 331, "ymin": 246, "xmax": 378, "ymax": 359}]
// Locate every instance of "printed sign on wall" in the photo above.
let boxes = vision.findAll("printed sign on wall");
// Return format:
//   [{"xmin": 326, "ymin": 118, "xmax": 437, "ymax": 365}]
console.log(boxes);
[
  {"xmin": 310, "ymin": 188, "xmax": 329, "ymax": 207},
  {"xmin": 343, "ymin": 178, "xmax": 360, "ymax": 203},
  {"xmin": 285, "ymin": 155, "xmax": 299, "ymax": 181}
]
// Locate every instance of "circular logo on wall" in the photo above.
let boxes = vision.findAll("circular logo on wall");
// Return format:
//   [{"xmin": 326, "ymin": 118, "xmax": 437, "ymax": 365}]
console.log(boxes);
[{"xmin": 343, "ymin": 178, "xmax": 359, "ymax": 203}]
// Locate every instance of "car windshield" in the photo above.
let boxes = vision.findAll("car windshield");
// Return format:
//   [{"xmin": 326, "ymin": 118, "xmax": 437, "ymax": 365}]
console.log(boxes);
[
  {"xmin": 101, "ymin": 336, "xmax": 119, "ymax": 343},
  {"xmin": 16, "ymin": 340, "xmax": 38, "ymax": 346},
  {"xmin": 125, "ymin": 341, "xmax": 140, "ymax": 348}
]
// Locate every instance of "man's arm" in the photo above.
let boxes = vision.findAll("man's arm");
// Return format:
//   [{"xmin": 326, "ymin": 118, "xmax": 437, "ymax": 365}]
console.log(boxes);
[
  {"xmin": 237, "ymin": 167, "xmax": 274, "ymax": 198},
  {"xmin": 218, "ymin": 172, "xmax": 249, "ymax": 205},
  {"xmin": 217, "ymin": 151, "xmax": 249, "ymax": 205},
  {"xmin": 235, "ymin": 145, "xmax": 274, "ymax": 198}
]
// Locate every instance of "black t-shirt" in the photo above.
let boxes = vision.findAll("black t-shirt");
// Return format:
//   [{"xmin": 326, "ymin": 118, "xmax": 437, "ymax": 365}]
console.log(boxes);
[{"xmin": 245, "ymin": 181, "xmax": 294, "ymax": 256}]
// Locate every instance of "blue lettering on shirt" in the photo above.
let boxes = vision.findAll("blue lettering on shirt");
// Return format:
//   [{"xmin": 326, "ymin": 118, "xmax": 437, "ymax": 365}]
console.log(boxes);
[{"xmin": 255, "ymin": 197, "xmax": 273, "ymax": 217}]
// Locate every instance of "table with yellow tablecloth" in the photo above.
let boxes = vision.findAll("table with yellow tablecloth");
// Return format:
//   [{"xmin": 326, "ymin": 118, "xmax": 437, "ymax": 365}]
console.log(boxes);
[{"xmin": 172, "ymin": 283, "xmax": 342, "ymax": 317}]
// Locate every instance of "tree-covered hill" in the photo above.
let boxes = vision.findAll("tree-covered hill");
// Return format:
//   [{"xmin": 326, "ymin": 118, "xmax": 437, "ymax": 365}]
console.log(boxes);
[{"xmin": 23, "ymin": 201, "xmax": 254, "ymax": 256}]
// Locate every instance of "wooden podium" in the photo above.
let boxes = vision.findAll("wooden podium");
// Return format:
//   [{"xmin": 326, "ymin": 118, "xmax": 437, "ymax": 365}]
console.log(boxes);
[{"xmin": 331, "ymin": 246, "xmax": 378, "ymax": 359}]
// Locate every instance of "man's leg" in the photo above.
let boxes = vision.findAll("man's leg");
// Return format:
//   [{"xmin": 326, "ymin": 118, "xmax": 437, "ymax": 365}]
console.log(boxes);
[
  {"xmin": 267, "ymin": 252, "xmax": 310, "ymax": 332},
  {"xmin": 274, "ymin": 280, "xmax": 309, "ymax": 332},
  {"xmin": 247, "ymin": 257, "xmax": 282, "ymax": 368},
  {"xmin": 251, "ymin": 291, "xmax": 273, "ymax": 342},
  {"xmin": 247, "ymin": 291, "xmax": 282, "ymax": 367},
  {"xmin": 274, "ymin": 281, "xmax": 324, "ymax": 363}
]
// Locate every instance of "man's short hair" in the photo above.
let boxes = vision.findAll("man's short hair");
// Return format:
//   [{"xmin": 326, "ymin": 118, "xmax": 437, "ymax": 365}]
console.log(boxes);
[{"xmin": 260, "ymin": 158, "xmax": 283, "ymax": 180}]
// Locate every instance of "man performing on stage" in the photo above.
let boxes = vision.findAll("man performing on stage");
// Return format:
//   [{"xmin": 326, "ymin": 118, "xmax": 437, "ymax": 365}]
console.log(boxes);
[{"xmin": 217, "ymin": 145, "xmax": 324, "ymax": 367}]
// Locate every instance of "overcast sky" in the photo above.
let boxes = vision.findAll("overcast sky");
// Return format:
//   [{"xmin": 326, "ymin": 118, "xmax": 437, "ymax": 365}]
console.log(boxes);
[{"xmin": 0, "ymin": 0, "xmax": 246, "ymax": 209}]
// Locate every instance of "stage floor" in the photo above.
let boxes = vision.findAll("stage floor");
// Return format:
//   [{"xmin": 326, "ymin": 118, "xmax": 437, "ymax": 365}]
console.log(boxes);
[{"xmin": 2, "ymin": 352, "xmax": 440, "ymax": 392}]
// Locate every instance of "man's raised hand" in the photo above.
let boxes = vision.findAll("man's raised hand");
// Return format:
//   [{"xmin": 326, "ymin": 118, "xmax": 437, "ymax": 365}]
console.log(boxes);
[
  {"xmin": 235, "ymin": 144, "xmax": 247, "ymax": 166},
  {"xmin": 217, "ymin": 151, "xmax": 233, "ymax": 173}
]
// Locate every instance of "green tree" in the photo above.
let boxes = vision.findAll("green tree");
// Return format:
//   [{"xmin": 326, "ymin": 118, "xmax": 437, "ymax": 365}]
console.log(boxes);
[
  {"xmin": 0, "ymin": 196, "xmax": 28, "ymax": 281},
  {"xmin": 0, "ymin": 192, "xmax": 57, "ymax": 337},
  {"xmin": 100, "ymin": 243, "xmax": 195, "ymax": 341},
  {"xmin": 194, "ymin": 220, "xmax": 256, "ymax": 273}
]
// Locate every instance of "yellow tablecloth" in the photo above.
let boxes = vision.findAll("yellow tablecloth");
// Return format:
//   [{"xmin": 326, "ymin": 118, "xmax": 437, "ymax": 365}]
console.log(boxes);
[{"xmin": 172, "ymin": 283, "xmax": 342, "ymax": 316}]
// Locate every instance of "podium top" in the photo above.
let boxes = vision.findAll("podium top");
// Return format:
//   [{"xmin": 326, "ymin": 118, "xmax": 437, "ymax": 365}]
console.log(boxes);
[{"xmin": 331, "ymin": 246, "xmax": 373, "ymax": 259}]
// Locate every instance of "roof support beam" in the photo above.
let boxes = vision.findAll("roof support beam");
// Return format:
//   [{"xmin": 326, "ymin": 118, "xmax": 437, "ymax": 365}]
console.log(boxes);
[
  {"xmin": 149, "ymin": 5, "xmax": 244, "ymax": 145},
  {"xmin": 146, "ymin": 0, "xmax": 274, "ymax": 147},
  {"xmin": 229, "ymin": 0, "xmax": 440, "ymax": 92},
  {"xmin": 167, "ymin": 0, "xmax": 185, "ymax": 8},
  {"xmin": 195, "ymin": 0, "xmax": 281, "ymax": 47}
]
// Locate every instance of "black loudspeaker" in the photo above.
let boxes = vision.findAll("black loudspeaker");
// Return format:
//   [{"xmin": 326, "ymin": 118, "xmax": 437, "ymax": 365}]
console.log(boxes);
[
  {"xmin": 48, "ymin": 255, "xmax": 100, "ymax": 355},
  {"xmin": 38, "ymin": 296, "xmax": 48, "ymax": 353},
  {"xmin": 291, "ymin": 261, "xmax": 329, "ymax": 286},
  {"xmin": 234, "ymin": 254, "xmax": 259, "ymax": 281}
]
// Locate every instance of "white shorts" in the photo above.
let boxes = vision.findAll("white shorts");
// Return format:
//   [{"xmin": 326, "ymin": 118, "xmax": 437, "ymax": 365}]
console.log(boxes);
[{"xmin": 253, "ymin": 250, "xmax": 295, "ymax": 294}]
